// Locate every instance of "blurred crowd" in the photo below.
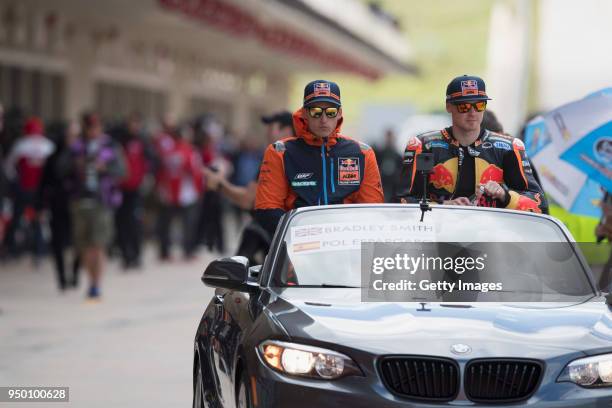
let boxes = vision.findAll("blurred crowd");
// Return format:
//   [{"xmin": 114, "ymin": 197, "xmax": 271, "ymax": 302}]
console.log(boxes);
[{"xmin": 0, "ymin": 104, "xmax": 289, "ymax": 298}]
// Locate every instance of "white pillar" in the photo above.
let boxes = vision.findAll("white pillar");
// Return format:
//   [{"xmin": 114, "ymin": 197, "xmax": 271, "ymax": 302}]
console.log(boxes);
[
  {"xmin": 167, "ymin": 74, "xmax": 188, "ymax": 120},
  {"xmin": 65, "ymin": 28, "xmax": 95, "ymax": 120},
  {"xmin": 231, "ymin": 94, "xmax": 251, "ymax": 137},
  {"xmin": 485, "ymin": 0, "xmax": 532, "ymax": 136}
]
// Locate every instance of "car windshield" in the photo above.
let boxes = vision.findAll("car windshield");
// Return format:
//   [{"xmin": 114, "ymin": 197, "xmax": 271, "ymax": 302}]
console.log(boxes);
[{"xmin": 272, "ymin": 206, "xmax": 595, "ymax": 302}]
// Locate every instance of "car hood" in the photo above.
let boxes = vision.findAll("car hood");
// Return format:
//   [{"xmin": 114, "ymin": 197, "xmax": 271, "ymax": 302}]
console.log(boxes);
[{"xmin": 267, "ymin": 288, "xmax": 612, "ymax": 360}]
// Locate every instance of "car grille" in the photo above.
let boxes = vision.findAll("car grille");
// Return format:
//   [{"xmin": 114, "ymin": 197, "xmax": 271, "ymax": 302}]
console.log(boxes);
[
  {"xmin": 379, "ymin": 357, "xmax": 459, "ymax": 401},
  {"xmin": 464, "ymin": 359, "xmax": 543, "ymax": 403}
]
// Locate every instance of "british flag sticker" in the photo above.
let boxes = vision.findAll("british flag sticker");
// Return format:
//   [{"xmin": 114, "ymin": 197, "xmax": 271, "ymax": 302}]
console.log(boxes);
[
  {"xmin": 314, "ymin": 82, "xmax": 331, "ymax": 97},
  {"xmin": 461, "ymin": 79, "xmax": 479, "ymax": 96}
]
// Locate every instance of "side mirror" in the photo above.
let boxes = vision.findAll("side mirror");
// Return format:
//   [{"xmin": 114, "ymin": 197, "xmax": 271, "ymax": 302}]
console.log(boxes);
[
  {"xmin": 249, "ymin": 265, "xmax": 262, "ymax": 280},
  {"xmin": 202, "ymin": 256, "xmax": 258, "ymax": 292}
]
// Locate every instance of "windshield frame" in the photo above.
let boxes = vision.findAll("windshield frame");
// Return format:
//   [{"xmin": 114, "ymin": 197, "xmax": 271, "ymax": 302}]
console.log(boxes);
[{"xmin": 261, "ymin": 204, "xmax": 598, "ymax": 297}]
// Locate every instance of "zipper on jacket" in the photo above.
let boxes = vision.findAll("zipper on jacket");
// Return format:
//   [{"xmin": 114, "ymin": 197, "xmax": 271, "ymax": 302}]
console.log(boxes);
[
  {"xmin": 450, "ymin": 145, "xmax": 462, "ymax": 200},
  {"xmin": 321, "ymin": 141, "xmax": 328, "ymax": 205},
  {"xmin": 330, "ymin": 158, "xmax": 336, "ymax": 194}
]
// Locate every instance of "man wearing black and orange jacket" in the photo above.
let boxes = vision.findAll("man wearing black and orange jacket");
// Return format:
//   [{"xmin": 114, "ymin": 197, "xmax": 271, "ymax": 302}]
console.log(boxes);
[
  {"xmin": 395, "ymin": 75, "xmax": 548, "ymax": 214},
  {"xmin": 255, "ymin": 80, "xmax": 384, "ymax": 237}
]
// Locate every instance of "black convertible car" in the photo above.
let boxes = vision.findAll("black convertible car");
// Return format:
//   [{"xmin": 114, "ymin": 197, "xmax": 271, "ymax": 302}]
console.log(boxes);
[{"xmin": 193, "ymin": 205, "xmax": 612, "ymax": 407}]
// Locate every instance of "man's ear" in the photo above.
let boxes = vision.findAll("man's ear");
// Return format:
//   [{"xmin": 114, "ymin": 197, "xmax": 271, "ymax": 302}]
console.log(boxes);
[
  {"xmin": 301, "ymin": 108, "xmax": 308, "ymax": 120},
  {"xmin": 445, "ymin": 103, "xmax": 452, "ymax": 114},
  {"xmin": 337, "ymin": 107, "xmax": 343, "ymax": 119}
]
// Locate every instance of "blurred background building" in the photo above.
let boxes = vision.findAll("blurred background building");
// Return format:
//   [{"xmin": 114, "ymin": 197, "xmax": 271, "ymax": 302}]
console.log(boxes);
[
  {"xmin": 0, "ymin": 0, "xmax": 413, "ymax": 140},
  {"xmin": 2, "ymin": 0, "xmax": 610, "ymax": 140}
]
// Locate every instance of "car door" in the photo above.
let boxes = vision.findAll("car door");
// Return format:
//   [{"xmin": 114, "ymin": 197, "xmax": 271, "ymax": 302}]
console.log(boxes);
[{"xmin": 210, "ymin": 289, "xmax": 252, "ymax": 407}]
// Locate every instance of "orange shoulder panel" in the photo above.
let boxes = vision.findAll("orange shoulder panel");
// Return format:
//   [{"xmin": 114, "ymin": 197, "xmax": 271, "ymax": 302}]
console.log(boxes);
[
  {"xmin": 254, "ymin": 142, "xmax": 289, "ymax": 210},
  {"xmin": 345, "ymin": 144, "xmax": 384, "ymax": 204}
]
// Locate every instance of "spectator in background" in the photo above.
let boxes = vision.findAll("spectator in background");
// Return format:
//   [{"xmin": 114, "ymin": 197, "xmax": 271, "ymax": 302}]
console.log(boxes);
[
  {"xmin": 0, "ymin": 102, "xmax": 3, "ymax": 145},
  {"xmin": 596, "ymin": 190, "xmax": 612, "ymax": 290},
  {"xmin": 37, "ymin": 120, "xmax": 81, "ymax": 291},
  {"xmin": 480, "ymin": 109, "xmax": 504, "ymax": 133},
  {"xmin": 154, "ymin": 116, "xmax": 203, "ymax": 261},
  {"xmin": 3, "ymin": 117, "xmax": 55, "ymax": 262},
  {"xmin": 197, "ymin": 120, "xmax": 225, "ymax": 254},
  {"xmin": 482, "ymin": 109, "xmax": 546, "ymax": 204},
  {"xmin": 232, "ymin": 138, "xmax": 263, "ymax": 188},
  {"xmin": 115, "ymin": 112, "xmax": 151, "ymax": 269},
  {"xmin": 205, "ymin": 111, "xmax": 294, "ymax": 264},
  {"xmin": 0, "ymin": 107, "xmax": 24, "ymax": 155},
  {"xmin": 0, "ymin": 103, "xmax": 7, "ymax": 245},
  {"xmin": 69, "ymin": 112, "xmax": 126, "ymax": 300},
  {"xmin": 374, "ymin": 128, "xmax": 402, "ymax": 202},
  {"xmin": 597, "ymin": 191, "xmax": 612, "ymax": 242},
  {"xmin": 262, "ymin": 111, "xmax": 294, "ymax": 145},
  {"xmin": 205, "ymin": 111, "xmax": 294, "ymax": 210}
]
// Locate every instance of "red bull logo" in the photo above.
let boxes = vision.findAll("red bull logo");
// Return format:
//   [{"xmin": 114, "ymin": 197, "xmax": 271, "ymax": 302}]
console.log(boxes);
[
  {"xmin": 341, "ymin": 158, "xmax": 356, "ymax": 167},
  {"xmin": 429, "ymin": 163, "xmax": 455, "ymax": 192},
  {"xmin": 515, "ymin": 193, "xmax": 542, "ymax": 213},
  {"xmin": 314, "ymin": 82, "xmax": 331, "ymax": 97},
  {"xmin": 461, "ymin": 79, "xmax": 479, "ymax": 96},
  {"xmin": 479, "ymin": 164, "xmax": 504, "ymax": 184}
]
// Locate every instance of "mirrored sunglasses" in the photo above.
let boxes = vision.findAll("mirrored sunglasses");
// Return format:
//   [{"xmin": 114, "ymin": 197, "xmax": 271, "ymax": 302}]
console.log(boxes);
[
  {"xmin": 454, "ymin": 101, "xmax": 487, "ymax": 113},
  {"xmin": 308, "ymin": 107, "xmax": 339, "ymax": 119}
]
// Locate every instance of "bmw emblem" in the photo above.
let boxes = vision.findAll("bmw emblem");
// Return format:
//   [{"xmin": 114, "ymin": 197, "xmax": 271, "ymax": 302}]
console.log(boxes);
[{"xmin": 451, "ymin": 343, "xmax": 472, "ymax": 355}]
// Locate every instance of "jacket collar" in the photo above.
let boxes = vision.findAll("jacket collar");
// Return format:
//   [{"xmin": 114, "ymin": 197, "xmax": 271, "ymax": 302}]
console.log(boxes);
[{"xmin": 443, "ymin": 127, "xmax": 487, "ymax": 146}]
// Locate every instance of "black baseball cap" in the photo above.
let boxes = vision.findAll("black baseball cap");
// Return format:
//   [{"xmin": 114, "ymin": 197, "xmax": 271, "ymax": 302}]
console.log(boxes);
[
  {"xmin": 446, "ymin": 75, "xmax": 492, "ymax": 103},
  {"xmin": 260, "ymin": 111, "xmax": 293, "ymax": 127},
  {"xmin": 303, "ymin": 80, "xmax": 341, "ymax": 107}
]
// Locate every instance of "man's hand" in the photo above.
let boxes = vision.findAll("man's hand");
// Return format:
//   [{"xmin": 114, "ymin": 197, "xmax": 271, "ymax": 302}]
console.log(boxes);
[
  {"xmin": 476, "ymin": 181, "xmax": 507, "ymax": 202},
  {"xmin": 203, "ymin": 167, "xmax": 223, "ymax": 190},
  {"xmin": 442, "ymin": 197, "xmax": 471, "ymax": 206}
]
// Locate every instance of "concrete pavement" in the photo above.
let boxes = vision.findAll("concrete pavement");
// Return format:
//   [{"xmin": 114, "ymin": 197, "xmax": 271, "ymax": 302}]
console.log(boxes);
[{"xmin": 0, "ymin": 247, "xmax": 219, "ymax": 408}]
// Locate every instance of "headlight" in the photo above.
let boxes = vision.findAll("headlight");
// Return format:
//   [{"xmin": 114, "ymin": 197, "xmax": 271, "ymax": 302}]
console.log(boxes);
[
  {"xmin": 558, "ymin": 354, "xmax": 612, "ymax": 387},
  {"xmin": 258, "ymin": 340, "xmax": 362, "ymax": 379}
]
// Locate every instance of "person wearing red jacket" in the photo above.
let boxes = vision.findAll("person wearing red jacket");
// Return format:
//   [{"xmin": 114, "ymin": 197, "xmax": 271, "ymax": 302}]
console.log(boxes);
[
  {"xmin": 3, "ymin": 117, "xmax": 55, "ymax": 260},
  {"xmin": 154, "ymin": 118, "xmax": 203, "ymax": 260},
  {"xmin": 198, "ymin": 126, "xmax": 226, "ymax": 254},
  {"xmin": 254, "ymin": 80, "xmax": 384, "ymax": 237},
  {"xmin": 115, "ymin": 113, "xmax": 153, "ymax": 269}
]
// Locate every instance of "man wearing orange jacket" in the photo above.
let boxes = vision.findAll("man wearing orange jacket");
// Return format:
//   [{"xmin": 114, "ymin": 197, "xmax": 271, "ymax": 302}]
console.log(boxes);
[{"xmin": 254, "ymin": 80, "xmax": 384, "ymax": 236}]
